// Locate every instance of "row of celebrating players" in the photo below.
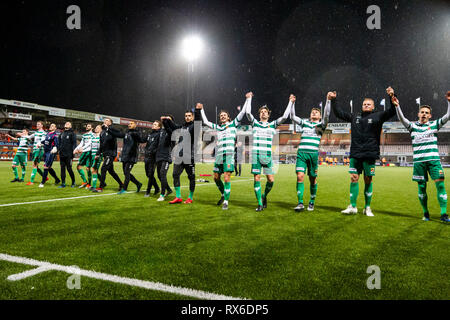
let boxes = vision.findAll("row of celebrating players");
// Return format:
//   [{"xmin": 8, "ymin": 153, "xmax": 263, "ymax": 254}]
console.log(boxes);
[{"xmin": 7, "ymin": 88, "xmax": 450, "ymax": 222}]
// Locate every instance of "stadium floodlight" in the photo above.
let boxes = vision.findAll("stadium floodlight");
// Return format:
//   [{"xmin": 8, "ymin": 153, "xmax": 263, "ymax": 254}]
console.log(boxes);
[{"xmin": 181, "ymin": 36, "xmax": 204, "ymax": 62}]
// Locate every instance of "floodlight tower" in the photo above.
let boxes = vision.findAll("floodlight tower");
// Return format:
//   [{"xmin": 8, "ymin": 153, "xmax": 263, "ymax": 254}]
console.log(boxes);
[{"xmin": 181, "ymin": 36, "xmax": 204, "ymax": 109}]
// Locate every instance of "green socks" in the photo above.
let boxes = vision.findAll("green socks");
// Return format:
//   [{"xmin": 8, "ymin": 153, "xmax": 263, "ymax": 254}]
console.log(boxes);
[
  {"xmin": 350, "ymin": 182, "xmax": 359, "ymax": 207},
  {"xmin": 435, "ymin": 181, "xmax": 447, "ymax": 215},
  {"xmin": 254, "ymin": 181, "xmax": 262, "ymax": 206},
  {"xmin": 224, "ymin": 181, "xmax": 231, "ymax": 201},
  {"xmin": 21, "ymin": 166, "xmax": 26, "ymax": 180},
  {"xmin": 264, "ymin": 181, "xmax": 274, "ymax": 198},
  {"xmin": 92, "ymin": 173, "xmax": 98, "ymax": 189},
  {"xmin": 310, "ymin": 183, "xmax": 318, "ymax": 204},
  {"xmin": 215, "ymin": 179, "xmax": 224, "ymax": 195},
  {"xmin": 364, "ymin": 182, "xmax": 373, "ymax": 208},
  {"xmin": 297, "ymin": 182, "xmax": 304, "ymax": 204},
  {"xmin": 418, "ymin": 182, "xmax": 428, "ymax": 214},
  {"xmin": 12, "ymin": 167, "xmax": 18, "ymax": 179},
  {"xmin": 175, "ymin": 186, "xmax": 181, "ymax": 198},
  {"xmin": 30, "ymin": 168, "xmax": 37, "ymax": 182},
  {"xmin": 188, "ymin": 190, "xmax": 194, "ymax": 200},
  {"xmin": 78, "ymin": 168, "xmax": 87, "ymax": 183}
]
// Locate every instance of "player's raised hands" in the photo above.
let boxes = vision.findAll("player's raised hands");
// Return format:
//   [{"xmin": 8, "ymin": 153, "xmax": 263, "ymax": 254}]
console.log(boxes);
[
  {"xmin": 391, "ymin": 96, "xmax": 400, "ymax": 107},
  {"xmin": 289, "ymin": 94, "xmax": 296, "ymax": 103},
  {"xmin": 386, "ymin": 86, "xmax": 394, "ymax": 97},
  {"xmin": 446, "ymin": 91, "xmax": 450, "ymax": 102},
  {"xmin": 327, "ymin": 91, "xmax": 337, "ymax": 100},
  {"xmin": 195, "ymin": 103, "xmax": 203, "ymax": 110},
  {"xmin": 245, "ymin": 92, "xmax": 253, "ymax": 99}
]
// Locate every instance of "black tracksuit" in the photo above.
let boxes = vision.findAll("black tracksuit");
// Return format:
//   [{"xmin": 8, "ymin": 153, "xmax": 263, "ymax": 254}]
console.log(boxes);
[
  {"xmin": 163, "ymin": 116, "xmax": 198, "ymax": 194},
  {"xmin": 109, "ymin": 127, "xmax": 145, "ymax": 191},
  {"xmin": 144, "ymin": 129, "xmax": 161, "ymax": 194},
  {"xmin": 98, "ymin": 125, "xmax": 123, "ymax": 189},
  {"xmin": 155, "ymin": 127, "xmax": 173, "ymax": 196},
  {"xmin": 58, "ymin": 128, "xmax": 77, "ymax": 185},
  {"xmin": 331, "ymin": 97, "xmax": 396, "ymax": 160}
]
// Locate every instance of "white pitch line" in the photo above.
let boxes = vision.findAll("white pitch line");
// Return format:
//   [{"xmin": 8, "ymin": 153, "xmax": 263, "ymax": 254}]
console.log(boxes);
[
  {"xmin": 0, "ymin": 178, "xmax": 253, "ymax": 208},
  {"xmin": 7, "ymin": 266, "xmax": 51, "ymax": 281},
  {"xmin": 0, "ymin": 253, "xmax": 245, "ymax": 300}
]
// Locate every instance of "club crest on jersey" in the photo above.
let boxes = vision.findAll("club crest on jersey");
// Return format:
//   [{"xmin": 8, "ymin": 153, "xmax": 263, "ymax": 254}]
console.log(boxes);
[
  {"xmin": 370, "ymin": 167, "xmax": 375, "ymax": 173},
  {"xmin": 368, "ymin": 119, "xmax": 373, "ymax": 124}
]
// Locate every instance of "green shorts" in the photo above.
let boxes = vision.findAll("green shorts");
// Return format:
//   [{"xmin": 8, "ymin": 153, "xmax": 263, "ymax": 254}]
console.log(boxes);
[
  {"xmin": 12, "ymin": 153, "xmax": 27, "ymax": 166},
  {"xmin": 78, "ymin": 152, "xmax": 92, "ymax": 167},
  {"xmin": 251, "ymin": 153, "xmax": 274, "ymax": 175},
  {"xmin": 413, "ymin": 160, "xmax": 445, "ymax": 182},
  {"xmin": 31, "ymin": 149, "xmax": 44, "ymax": 163},
  {"xmin": 296, "ymin": 151, "xmax": 319, "ymax": 177},
  {"xmin": 91, "ymin": 155, "xmax": 103, "ymax": 170},
  {"xmin": 349, "ymin": 158, "xmax": 375, "ymax": 176}
]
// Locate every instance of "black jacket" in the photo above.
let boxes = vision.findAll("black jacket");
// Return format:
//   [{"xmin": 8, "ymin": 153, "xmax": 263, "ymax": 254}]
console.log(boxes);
[
  {"xmin": 99, "ymin": 125, "xmax": 120, "ymax": 158},
  {"xmin": 58, "ymin": 128, "xmax": 77, "ymax": 158},
  {"xmin": 108, "ymin": 127, "xmax": 145, "ymax": 163},
  {"xmin": 144, "ymin": 129, "xmax": 160, "ymax": 160},
  {"xmin": 155, "ymin": 127, "xmax": 173, "ymax": 163},
  {"xmin": 162, "ymin": 120, "xmax": 194, "ymax": 164},
  {"xmin": 331, "ymin": 96, "xmax": 396, "ymax": 160}
]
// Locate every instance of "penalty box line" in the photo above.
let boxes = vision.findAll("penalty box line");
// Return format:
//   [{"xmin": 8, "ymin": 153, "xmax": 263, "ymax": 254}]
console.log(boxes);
[
  {"xmin": 0, "ymin": 178, "xmax": 253, "ymax": 208},
  {"xmin": 0, "ymin": 253, "xmax": 245, "ymax": 300}
]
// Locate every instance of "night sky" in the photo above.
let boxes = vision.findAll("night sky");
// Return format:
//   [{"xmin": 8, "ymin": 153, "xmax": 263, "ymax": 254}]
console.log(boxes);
[{"xmin": 1, "ymin": 0, "xmax": 449, "ymax": 123}]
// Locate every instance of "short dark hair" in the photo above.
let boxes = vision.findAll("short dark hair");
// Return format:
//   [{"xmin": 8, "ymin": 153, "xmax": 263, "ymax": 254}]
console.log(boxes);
[
  {"xmin": 23, "ymin": 128, "xmax": 29, "ymax": 132},
  {"xmin": 153, "ymin": 120, "xmax": 162, "ymax": 128},
  {"xmin": 311, "ymin": 107, "xmax": 321, "ymax": 114},
  {"xmin": 185, "ymin": 110, "xmax": 194, "ymax": 115},
  {"xmin": 219, "ymin": 110, "xmax": 230, "ymax": 121},
  {"xmin": 258, "ymin": 105, "xmax": 271, "ymax": 116},
  {"xmin": 419, "ymin": 105, "xmax": 432, "ymax": 113},
  {"xmin": 105, "ymin": 117, "xmax": 113, "ymax": 124}
]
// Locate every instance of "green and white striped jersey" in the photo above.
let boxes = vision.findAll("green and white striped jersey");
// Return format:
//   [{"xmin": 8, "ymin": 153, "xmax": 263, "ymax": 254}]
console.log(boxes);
[
  {"xmin": 295, "ymin": 120, "xmax": 326, "ymax": 153},
  {"xmin": 200, "ymin": 98, "xmax": 248, "ymax": 161},
  {"xmin": 407, "ymin": 120, "xmax": 443, "ymax": 162},
  {"xmin": 395, "ymin": 101, "xmax": 449, "ymax": 163},
  {"xmin": 16, "ymin": 136, "xmax": 30, "ymax": 154},
  {"xmin": 291, "ymin": 100, "xmax": 330, "ymax": 154},
  {"xmin": 77, "ymin": 131, "xmax": 94, "ymax": 153},
  {"xmin": 91, "ymin": 134, "xmax": 100, "ymax": 156},
  {"xmin": 29, "ymin": 130, "xmax": 46, "ymax": 151},
  {"xmin": 250, "ymin": 119, "xmax": 277, "ymax": 156},
  {"xmin": 91, "ymin": 135, "xmax": 100, "ymax": 156},
  {"xmin": 211, "ymin": 120, "xmax": 239, "ymax": 159}
]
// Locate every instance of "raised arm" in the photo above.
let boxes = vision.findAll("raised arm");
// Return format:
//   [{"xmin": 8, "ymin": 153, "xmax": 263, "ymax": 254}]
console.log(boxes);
[
  {"xmin": 275, "ymin": 96, "xmax": 293, "ymax": 126},
  {"xmin": 289, "ymin": 95, "xmax": 302, "ymax": 125},
  {"xmin": 196, "ymin": 103, "xmax": 214, "ymax": 129},
  {"xmin": 244, "ymin": 93, "xmax": 255, "ymax": 123},
  {"xmin": 387, "ymin": 88, "xmax": 411, "ymax": 130},
  {"xmin": 381, "ymin": 87, "xmax": 397, "ymax": 123},
  {"xmin": 234, "ymin": 95, "xmax": 250, "ymax": 124},
  {"xmin": 438, "ymin": 91, "xmax": 450, "ymax": 128},
  {"xmin": 329, "ymin": 91, "xmax": 352, "ymax": 122},
  {"xmin": 322, "ymin": 99, "xmax": 331, "ymax": 128}
]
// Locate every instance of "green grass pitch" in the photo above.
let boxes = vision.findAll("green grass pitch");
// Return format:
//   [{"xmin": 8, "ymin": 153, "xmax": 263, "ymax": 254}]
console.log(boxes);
[{"xmin": 0, "ymin": 161, "xmax": 448, "ymax": 299}]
